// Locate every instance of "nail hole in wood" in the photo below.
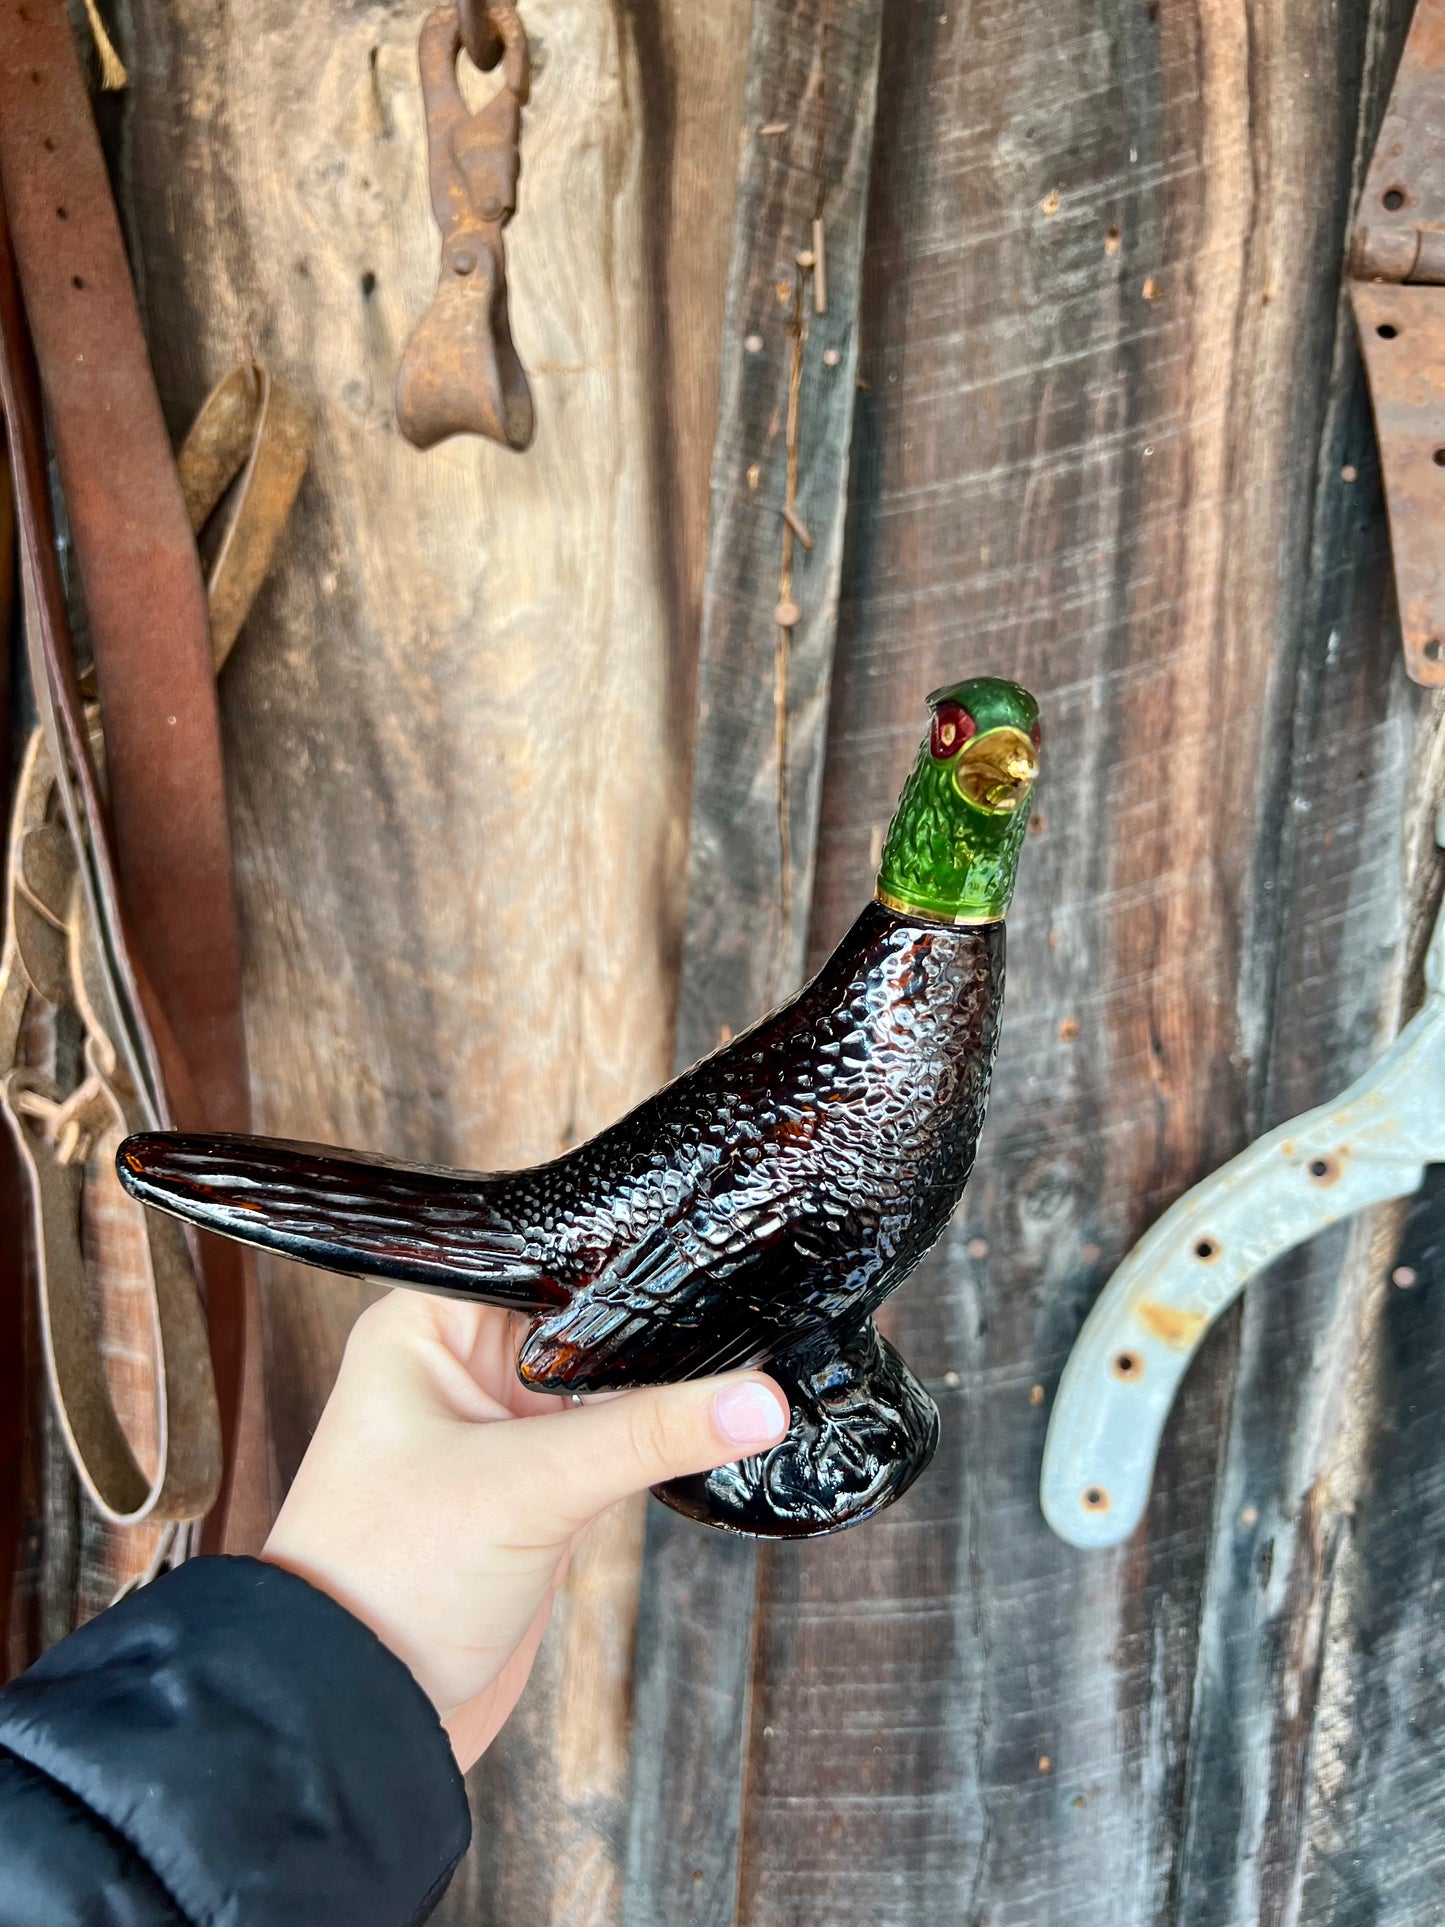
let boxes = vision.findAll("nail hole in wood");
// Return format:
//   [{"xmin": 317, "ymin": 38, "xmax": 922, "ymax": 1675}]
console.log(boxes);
[
  {"xmin": 1377, "ymin": 323, "xmax": 1400, "ymax": 339},
  {"xmin": 71, "ymin": 275, "xmax": 85, "ymax": 291},
  {"xmin": 1383, "ymin": 186, "xmax": 1407, "ymax": 212}
]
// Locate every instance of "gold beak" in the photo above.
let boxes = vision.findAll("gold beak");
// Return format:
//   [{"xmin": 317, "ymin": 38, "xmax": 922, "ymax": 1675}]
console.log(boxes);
[{"xmin": 954, "ymin": 726, "xmax": 1039, "ymax": 814}]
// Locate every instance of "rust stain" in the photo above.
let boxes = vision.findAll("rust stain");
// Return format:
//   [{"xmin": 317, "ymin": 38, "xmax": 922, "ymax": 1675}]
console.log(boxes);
[{"xmin": 1138, "ymin": 1301, "xmax": 1208, "ymax": 1348}]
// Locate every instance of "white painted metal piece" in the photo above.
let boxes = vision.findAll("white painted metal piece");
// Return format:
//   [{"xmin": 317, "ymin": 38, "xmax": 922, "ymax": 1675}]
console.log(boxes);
[{"xmin": 1041, "ymin": 893, "xmax": 1445, "ymax": 1549}]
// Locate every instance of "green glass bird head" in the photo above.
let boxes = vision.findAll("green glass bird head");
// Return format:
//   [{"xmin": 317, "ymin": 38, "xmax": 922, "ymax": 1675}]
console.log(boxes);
[{"xmin": 876, "ymin": 677, "xmax": 1041, "ymax": 924}]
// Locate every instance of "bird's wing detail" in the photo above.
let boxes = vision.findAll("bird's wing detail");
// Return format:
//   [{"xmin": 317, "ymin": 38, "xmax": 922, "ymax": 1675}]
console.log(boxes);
[
  {"xmin": 116, "ymin": 1132, "xmax": 563, "ymax": 1309},
  {"xmin": 517, "ymin": 1177, "xmax": 833, "ymax": 1389}
]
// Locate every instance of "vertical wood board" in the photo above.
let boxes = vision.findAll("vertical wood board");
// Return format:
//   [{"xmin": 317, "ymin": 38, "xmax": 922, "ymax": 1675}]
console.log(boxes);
[
  {"xmin": 107, "ymin": 0, "xmax": 747, "ymax": 1918},
  {"xmin": 731, "ymin": 0, "xmax": 1441, "ymax": 1923},
  {"xmin": 625, "ymin": 3, "xmax": 885, "ymax": 1921}
]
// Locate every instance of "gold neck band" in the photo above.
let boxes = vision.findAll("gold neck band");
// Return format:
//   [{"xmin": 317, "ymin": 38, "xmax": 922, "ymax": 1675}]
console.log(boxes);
[{"xmin": 874, "ymin": 887, "xmax": 1003, "ymax": 928}]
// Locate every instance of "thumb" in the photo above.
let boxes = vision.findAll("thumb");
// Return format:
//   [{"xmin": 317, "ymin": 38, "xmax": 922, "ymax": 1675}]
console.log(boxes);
[{"xmin": 482, "ymin": 1371, "xmax": 791, "ymax": 1536}]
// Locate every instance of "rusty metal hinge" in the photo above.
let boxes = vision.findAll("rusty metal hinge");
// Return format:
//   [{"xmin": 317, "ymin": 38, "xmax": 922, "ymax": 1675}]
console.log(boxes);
[{"xmin": 1350, "ymin": 0, "xmax": 1445, "ymax": 684}]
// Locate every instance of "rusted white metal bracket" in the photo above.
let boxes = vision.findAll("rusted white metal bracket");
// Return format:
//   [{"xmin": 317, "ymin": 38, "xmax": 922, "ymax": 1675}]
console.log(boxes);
[
  {"xmin": 1042, "ymin": 849, "xmax": 1445, "ymax": 1549},
  {"xmin": 1350, "ymin": 0, "xmax": 1445, "ymax": 684}
]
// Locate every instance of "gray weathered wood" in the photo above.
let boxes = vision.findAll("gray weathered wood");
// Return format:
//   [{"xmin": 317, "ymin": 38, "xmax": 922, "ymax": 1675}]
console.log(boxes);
[
  {"xmin": 730, "ymin": 0, "xmax": 1441, "ymax": 1922},
  {"xmin": 624, "ymin": 4, "xmax": 884, "ymax": 1920},
  {"xmin": 674, "ymin": 0, "xmax": 884, "ymax": 1036}
]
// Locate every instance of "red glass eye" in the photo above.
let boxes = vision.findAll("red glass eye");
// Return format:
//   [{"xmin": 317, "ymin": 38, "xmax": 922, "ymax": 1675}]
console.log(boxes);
[
  {"xmin": 930, "ymin": 702, "xmax": 977, "ymax": 759},
  {"xmin": 1031, "ymin": 720, "xmax": 1042, "ymax": 750}
]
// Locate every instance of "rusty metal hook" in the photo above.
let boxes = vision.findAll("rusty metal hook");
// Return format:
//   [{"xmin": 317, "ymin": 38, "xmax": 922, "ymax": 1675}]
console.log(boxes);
[
  {"xmin": 458, "ymin": 0, "xmax": 530, "ymax": 98},
  {"xmin": 395, "ymin": 5, "xmax": 534, "ymax": 452}
]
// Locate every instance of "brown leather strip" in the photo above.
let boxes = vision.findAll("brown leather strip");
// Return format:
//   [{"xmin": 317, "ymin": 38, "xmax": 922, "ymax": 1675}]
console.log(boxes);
[
  {"xmin": 0, "ymin": 441, "xmax": 22, "ymax": 1672},
  {"xmin": 177, "ymin": 363, "xmax": 312, "ymax": 671},
  {"xmin": 0, "ymin": 9, "xmax": 267, "ymax": 1551},
  {"xmin": 0, "ymin": 206, "xmax": 167, "ymax": 1134},
  {"xmin": 0, "ymin": 725, "xmax": 223, "ymax": 1531},
  {"xmin": 0, "ymin": 206, "xmax": 242, "ymax": 1533},
  {"xmin": 0, "ymin": 0, "xmax": 247, "ymax": 1139}
]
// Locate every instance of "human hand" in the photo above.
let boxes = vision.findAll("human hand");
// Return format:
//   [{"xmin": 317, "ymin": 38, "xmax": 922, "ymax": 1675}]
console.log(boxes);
[{"xmin": 260, "ymin": 1289, "xmax": 789, "ymax": 1770}]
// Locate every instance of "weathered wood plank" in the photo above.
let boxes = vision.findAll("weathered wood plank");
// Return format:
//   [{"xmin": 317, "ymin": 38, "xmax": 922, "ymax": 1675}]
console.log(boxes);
[
  {"xmin": 1296, "ymin": 1166, "xmax": 1445, "ymax": 1923},
  {"xmin": 1169, "ymin": 7, "xmax": 1444, "ymax": 1902},
  {"xmin": 108, "ymin": 0, "xmax": 745, "ymax": 1917},
  {"xmin": 21, "ymin": 4, "xmax": 1444, "ymax": 1923},
  {"xmin": 733, "ymin": 0, "xmax": 1423, "ymax": 1922},
  {"xmin": 674, "ymin": 0, "xmax": 884, "ymax": 1032},
  {"xmin": 624, "ymin": 3, "xmax": 884, "ymax": 1920}
]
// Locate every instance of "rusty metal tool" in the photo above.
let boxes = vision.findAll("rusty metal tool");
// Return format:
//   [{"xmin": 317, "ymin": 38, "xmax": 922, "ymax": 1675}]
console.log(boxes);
[
  {"xmin": 1041, "ymin": 830, "xmax": 1445, "ymax": 1548},
  {"xmin": 395, "ymin": 3, "xmax": 534, "ymax": 452},
  {"xmin": 1350, "ymin": 0, "xmax": 1445, "ymax": 684}
]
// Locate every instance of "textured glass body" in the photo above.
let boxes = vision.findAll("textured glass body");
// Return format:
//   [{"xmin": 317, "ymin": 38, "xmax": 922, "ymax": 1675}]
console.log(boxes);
[
  {"xmin": 119, "ymin": 677, "xmax": 1040, "ymax": 1535},
  {"xmin": 119, "ymin": 903, "xmax": 1005, "ymax": 1536}
]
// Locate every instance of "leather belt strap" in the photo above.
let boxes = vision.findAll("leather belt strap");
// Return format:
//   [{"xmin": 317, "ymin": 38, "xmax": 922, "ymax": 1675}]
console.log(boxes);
[
  {"xmin": 178, "ymin": 363, "xmax": 312, "ymax": 671},
  {"xmin": 0, "ymin": 2, "xmax": 293, "ymax": 1549},
  {"xmin": 0, "ymin": 730, "xmax": 222, "ymax": 1525},
  {"xmin": 0, "ymin": 0, "xmax": 246, "ymax": 1136},
  {"xmin": 0, "ymin": 445, "xmax": 23, "ymax": 1664},
  {"xmin": 0, "ymin": 361, "xmax": 307, "ymax": 1530}
]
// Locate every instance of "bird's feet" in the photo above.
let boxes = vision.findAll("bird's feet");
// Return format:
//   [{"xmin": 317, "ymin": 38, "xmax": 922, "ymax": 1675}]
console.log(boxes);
[{"xmin": 652, "ymin": 1318, "xmax": 939, "ymax": 1537}]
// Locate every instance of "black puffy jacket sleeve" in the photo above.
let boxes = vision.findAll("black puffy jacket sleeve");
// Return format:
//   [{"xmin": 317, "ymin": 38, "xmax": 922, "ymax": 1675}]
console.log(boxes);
[{"xmin": 0, "ymin": 1555, "xmax": 471, "ymax": 1927}]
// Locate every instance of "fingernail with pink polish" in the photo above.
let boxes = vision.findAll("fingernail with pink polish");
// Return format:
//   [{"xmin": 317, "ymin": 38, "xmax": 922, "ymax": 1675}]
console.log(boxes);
[{"xmin": 713, "ymin": 1380, "xmax": 789, "ymax": 1447}]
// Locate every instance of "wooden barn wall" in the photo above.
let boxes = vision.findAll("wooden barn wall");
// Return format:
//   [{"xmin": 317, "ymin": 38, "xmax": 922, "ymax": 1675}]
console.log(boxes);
[
  {"xmin": 103, "ymin": 0, "xmax": 749, "ymax": 1920},
  {"xmin": 624, "ymin": 4, "xmax": 886, "ymax": 1921},
  {"xmin": 715, "ymin": 1, "xmax": 1445, "ymax": 1924},
  {"xmin": 14, "ymin": 0, "xmax": 1445, "ymax": 1923}
]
